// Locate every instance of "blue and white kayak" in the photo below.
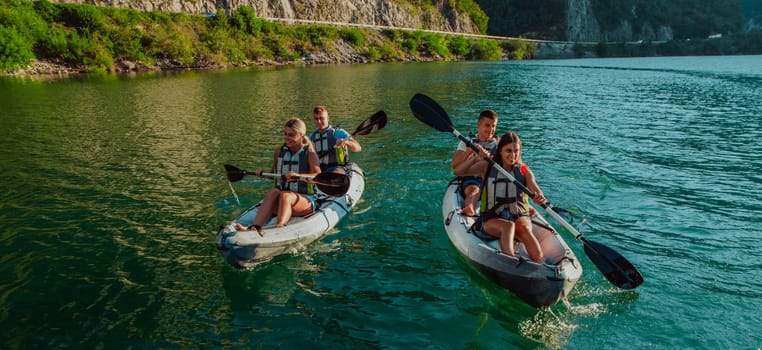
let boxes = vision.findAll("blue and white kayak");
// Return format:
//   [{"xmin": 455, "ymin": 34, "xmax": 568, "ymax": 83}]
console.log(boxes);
[
  {"xmin": 442, "ymin": 178, "xmax": 582, "ymax": 307},
  {"xmin": 216, "ymin": 163, "xmax": 365, "ymax": 269}
]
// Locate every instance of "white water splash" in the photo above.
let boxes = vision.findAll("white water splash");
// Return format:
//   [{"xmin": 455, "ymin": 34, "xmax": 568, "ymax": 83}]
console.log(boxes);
[{"xmin": 518, "ymin": 307, "xmax": 578, "ymax": 348}]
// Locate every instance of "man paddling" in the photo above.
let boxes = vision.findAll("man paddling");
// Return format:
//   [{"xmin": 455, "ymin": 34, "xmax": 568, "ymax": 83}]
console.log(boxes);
[
  {"xmin": 309, "ymin": 105, "xmax": 362, "ymax": 174},
  {"xmin": 450, "ymin": 109, "xmax": 498, "ymax": 217}
]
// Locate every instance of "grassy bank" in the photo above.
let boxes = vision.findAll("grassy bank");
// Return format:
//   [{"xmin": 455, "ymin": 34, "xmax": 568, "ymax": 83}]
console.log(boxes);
[{"xmin": 0, "ymin": 0, "xmax": 535, "ymax": 75}]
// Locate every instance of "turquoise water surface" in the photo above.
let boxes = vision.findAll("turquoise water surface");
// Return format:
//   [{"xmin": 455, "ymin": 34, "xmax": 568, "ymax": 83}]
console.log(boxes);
[{"xmin": 1, "ymin": 55, "xmax": 761, "ymax": 349}]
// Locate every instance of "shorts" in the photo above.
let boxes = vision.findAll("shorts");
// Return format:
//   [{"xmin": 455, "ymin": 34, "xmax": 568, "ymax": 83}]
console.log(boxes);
[
  {"xmin": 459, "ymin": 177, "xmax": 482, "ymax": 196},
  {"xmin": 470, "ymin": 210, "xmax": 527, "ymax": 240},
  {"xmin": 303, "ymin": 194, "xmax": 317, "ymax": 212},
  {"xmin": 322, "ymin": 165, "xmax": 347, "ymax": 174}
]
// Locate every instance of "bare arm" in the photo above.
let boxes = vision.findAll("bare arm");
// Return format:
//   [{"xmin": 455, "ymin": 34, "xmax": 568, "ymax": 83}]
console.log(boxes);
[
  {"xmin": 337, "ymin": 137, "xmax": 361, "ymax": 152},
  {"xmin": 451, "ymin": 149, "xmax": 468, "ymax": 169},
  {"xmin": 523, "ymin": 166, "xmax": 547, "ymax": 205},
  {"xmin": 453, "ymin": 151, "xmax": 488, "ymax": 177},
  {"xmin": 305, "ymin": 150, "xmax": 322, "ymax": 176}
]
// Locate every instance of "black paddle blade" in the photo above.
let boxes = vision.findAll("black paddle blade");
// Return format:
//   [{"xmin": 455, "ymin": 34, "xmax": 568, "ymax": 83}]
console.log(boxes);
[
  {"xmin": 224, "ymin": 164, "xmax": 246, "ymax": 182},
  {"xmin": 313, "ymin": 172, "xmax": 350, "ymax": 197},
  {"xmin": 409, "ymin": 93, "xmax": 455, "ymax": 133},
  {"xmin": 352, "ymin": 110, "xmax": 388, "ymax": 136},
  {"xmin": 582, "ymin": 238, "xmax": 644, "ymax": 289}
]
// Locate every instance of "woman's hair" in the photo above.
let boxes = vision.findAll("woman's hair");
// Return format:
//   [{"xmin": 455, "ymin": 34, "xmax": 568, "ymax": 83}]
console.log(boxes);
[
  {"xmin": 284, "ymin": 118, "xmax": 314, "ymax": 151},
  {"xmin": 495, "ymin": 131, "xmax": 524, "ymax": 168}
]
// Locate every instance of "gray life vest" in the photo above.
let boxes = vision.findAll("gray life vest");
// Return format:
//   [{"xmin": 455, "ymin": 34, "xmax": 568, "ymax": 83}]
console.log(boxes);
[
  {"xmin": 473, "ymin": 134, "xmax": 498, "ymax": 154},
  {"xmin": 275, "ymin": 144, "xmax": 314, "ymax": 194},
  {"xmin": 480, "ymin": 163, "xmax": 529, "ymax": 218},
  {"xmin": 310, "ymin": 126, "xmax": 347, "ymax": 169}
]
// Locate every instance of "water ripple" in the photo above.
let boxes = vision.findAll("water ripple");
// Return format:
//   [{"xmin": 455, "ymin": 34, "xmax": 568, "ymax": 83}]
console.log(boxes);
[{"xmin": 3, "ymin": 56, "xmax": 762, "ymax": 349}]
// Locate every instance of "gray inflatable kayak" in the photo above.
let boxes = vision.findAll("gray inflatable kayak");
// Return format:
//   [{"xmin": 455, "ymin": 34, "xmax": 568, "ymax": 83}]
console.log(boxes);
[
  {"xmin": 442, "ymin": 178, "xmax": 582, "ymax": 307},
  {"xmin": 216, "ymin": 163, "xmax": 364, "ymax": 269}
]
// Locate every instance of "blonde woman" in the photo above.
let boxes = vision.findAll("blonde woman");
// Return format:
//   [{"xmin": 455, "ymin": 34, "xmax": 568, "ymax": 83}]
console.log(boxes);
[{"xmin": 235, "ymin": 118, "xmax": 321, "ymax": 235}]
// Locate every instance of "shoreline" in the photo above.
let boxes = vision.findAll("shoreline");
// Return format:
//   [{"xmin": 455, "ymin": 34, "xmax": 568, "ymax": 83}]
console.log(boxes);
[{"xmin": 3, "ymin": 52, "xmax": 462, "ymax": 80}]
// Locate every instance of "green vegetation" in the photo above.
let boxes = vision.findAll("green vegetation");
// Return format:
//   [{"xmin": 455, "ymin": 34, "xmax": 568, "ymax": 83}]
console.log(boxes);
[
  {"xmin": 450, "ymin": 0, "xmax": 489, "ymax": 33},
  {"xmin": 0, "ymin": 0, "xmax": 532, "ymax": 74},
  {"xmin": 399, "ymin": 0, "xmax": 487, "ymax": 33}
]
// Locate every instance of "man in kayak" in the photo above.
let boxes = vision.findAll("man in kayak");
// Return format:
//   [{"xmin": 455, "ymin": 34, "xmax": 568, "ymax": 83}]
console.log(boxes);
[
  {"xmin": 450, "ymin": 109, "xmax": 498, "ymax": 217},
  {"xmin": 234, "ymin": 118, "xmax": 321, "ymax": 235},
  {"xmin": 310, "ymin": 105, "xmax": 362, "ymax": 174},
  {"xmin": 453, "ymin": 131, "xmax": 547, "ymax": 263}
]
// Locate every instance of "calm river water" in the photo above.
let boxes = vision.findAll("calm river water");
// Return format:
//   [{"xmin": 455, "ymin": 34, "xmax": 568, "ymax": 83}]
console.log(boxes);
[{"xmin": 1, "ymin": 55, "xmax": 761, "ymax": 349}]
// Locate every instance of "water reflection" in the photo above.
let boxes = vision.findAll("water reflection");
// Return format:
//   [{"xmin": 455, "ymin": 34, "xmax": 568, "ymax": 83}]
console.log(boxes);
[{"xmin": 3, "ymin": 56, "xmax": 762, "ymax": 348}]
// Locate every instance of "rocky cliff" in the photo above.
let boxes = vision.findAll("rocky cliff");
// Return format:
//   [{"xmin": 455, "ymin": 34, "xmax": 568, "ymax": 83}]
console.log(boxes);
[
  {"xmin": 565, "ymin": 0, "xmax": 600, "ymax": 42},
  {"xmin": 51, "ymin": 0, "xmax": 481, "ymax": 33},
  {"xmin": 566, "ymin": 0, "xmax": 673, "ymax": 42}
]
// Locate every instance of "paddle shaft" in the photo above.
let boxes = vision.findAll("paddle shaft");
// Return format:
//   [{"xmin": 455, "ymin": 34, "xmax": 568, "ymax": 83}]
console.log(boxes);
[{"xmin": 260, "ymin": 172, "xmax": 332, "ymax": 187}]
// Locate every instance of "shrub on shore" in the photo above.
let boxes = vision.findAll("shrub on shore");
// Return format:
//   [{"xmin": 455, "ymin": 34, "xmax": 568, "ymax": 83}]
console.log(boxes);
[{"xmin": 0, "ymin": 0, "xmax": 528, "ymax": 75}]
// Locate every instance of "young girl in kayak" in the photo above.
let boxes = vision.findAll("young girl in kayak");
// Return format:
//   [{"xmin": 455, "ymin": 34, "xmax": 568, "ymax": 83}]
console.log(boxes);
[
  {"xmin": 234, "ymin": 118, "xmax": 321, "ymax": 235},
  {"xmin": 453, "ymin": 132, "xmax": 548, "ymax": 263}
]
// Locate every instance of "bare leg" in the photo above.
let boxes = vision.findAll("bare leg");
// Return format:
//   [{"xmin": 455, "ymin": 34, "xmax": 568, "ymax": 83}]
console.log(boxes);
[
  {"xmin": 275, "ymin": 192, "xmax": 314, "ymax": 226},
  {"xmin": 235, "ymin": 188, "xmax": 280, "ymax": 230},
  {"xmin": 514, "ymin": 216, "xmax": 543, "ymax": 263},
  {"xmin": 483, "ymin": 218, "xmax": 516, "ymax": 257},
  {"xmin": 462, "ymin": 184, "xmax": 480, "ymax": 216}
]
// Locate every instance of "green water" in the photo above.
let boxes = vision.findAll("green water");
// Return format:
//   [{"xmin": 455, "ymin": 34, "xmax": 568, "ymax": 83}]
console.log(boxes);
[{"xmin": 1, "ymin": 56, "xmax": 761, "ymax": 349}]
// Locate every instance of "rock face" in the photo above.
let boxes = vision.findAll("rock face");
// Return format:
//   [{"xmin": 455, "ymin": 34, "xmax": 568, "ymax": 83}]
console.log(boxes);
[
  {"xmin": 565, "ymin": 0, "xmax": 600, "ymax": 42},
  {"xmin": 565, "ymin": 0, "xmax": 673, "ymax": 42},
  {"xmin": 51, "ymin": 0, "xmax": 481, "ymax": 33}
]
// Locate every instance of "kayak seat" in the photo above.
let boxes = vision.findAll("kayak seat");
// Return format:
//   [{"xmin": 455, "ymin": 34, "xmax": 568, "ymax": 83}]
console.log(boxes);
[
  {"xmin": 472, "ymin": 229, "xmax": 497, "ymax": 242},
  {"xmin": 468, "ymin": 218, "xmax": 498, "ymax": 241}
]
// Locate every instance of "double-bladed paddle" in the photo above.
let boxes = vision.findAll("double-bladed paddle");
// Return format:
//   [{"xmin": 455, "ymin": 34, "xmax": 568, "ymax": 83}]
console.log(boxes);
[
  {"xmin": 409, "ymin": 93, "xmax": 644, "ymax": 290},
  {"xmin": 351, "ymin": 110, "xmax": 388, "ymax": 137},
  {"xmin": 224, "ymin": 164, "xmax": 350, "ymax": 197},
  {"xmin": 317, "ymin": 110, "xmax": 388, "ymax": 159}
]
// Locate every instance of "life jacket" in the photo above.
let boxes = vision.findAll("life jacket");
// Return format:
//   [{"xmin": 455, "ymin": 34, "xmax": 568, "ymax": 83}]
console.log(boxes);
[
  {"xmin": 480, "ymin": 163, "xmax": 529, "ymax": 218},
  {"xmin": 310, "ymin": 126, "xmax": 347, "ymax": 169},
  {"xmin": 275, "ymin": 144, "xmax": 315, "ymax": 194},
  {"xmin": 469, "ymin": 133, "xmax": 498, "ymax": 155}
]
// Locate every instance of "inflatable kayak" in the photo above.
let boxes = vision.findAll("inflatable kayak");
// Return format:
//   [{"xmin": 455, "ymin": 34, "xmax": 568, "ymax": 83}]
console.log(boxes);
[
  {"xmin": 442, "ymin": 178, "xmax": 582, "ymax": 307},
  {"xmin": 216, "ymin": 163, "xmax": 365, "ymax": 269}
]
